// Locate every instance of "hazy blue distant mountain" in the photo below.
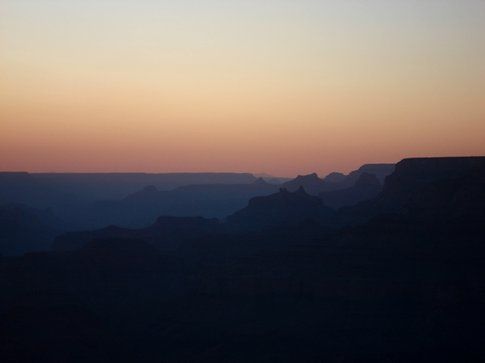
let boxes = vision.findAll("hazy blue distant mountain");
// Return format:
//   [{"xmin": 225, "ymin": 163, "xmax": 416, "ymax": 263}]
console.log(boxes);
[
  {"xmin": 0, "ymin": 172, "xmax": 262, "ymax": 230},
  {"xmin": 85, "ymin": 180, "xmax": 279, "ymax": 228},
  {"xmin": 0, "ymin": 172, "xmax": 258, "ymax": 207}
]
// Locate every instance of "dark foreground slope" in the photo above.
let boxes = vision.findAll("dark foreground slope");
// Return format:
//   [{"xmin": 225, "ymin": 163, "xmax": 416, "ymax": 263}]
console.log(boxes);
[{"xmin": 1, "ymin": 157, "xmax": 485, "ymax": 362}]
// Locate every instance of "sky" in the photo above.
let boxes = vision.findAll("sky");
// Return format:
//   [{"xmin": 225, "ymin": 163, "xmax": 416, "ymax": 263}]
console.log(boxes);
[{"xmin": 1, "ymin": 0, "xmax": 485, "ymax": 177}]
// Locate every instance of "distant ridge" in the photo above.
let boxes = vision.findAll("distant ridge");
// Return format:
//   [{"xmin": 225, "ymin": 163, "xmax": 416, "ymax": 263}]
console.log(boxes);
[{"xmin": 0, "ymin": 172, "xmax": 259, "ymax": 206}]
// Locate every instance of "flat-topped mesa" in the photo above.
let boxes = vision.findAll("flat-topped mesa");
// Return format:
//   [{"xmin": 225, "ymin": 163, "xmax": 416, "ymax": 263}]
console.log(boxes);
[
  {"xmin": 390, "ymin": 156, "xmax": 485, "ymax": 177},
  {"xmin": 358, "ymin": 156, "xmax": 485, "ymax": 221},
  {"xmin": 383, "ymin": 157, "xmax": 485, "ymax": 194}
]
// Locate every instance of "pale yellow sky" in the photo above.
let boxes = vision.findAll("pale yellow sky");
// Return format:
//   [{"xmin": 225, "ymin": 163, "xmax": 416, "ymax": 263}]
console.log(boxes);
[{"xmin": 1, "ymin": 0, "xmax": 485, "ymax": 176}]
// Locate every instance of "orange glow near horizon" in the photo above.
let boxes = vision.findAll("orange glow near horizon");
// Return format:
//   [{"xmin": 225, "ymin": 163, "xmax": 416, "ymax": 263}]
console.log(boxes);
[{"xmin": 1, "ymin": 1, "xmax": 485, "ymax": 177}]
